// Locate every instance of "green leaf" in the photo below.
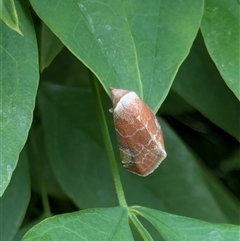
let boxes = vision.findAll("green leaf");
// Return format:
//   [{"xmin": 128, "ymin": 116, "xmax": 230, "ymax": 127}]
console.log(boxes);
[
  {"xmin": 22, "ymin": 207, "xmax": 134, "ymax": 241},
  {"xmin": 0, "ymin": 0, "xmax": 22, "ymax": 35},
  {"xmin": 39, "ymin": 23, "xmax": 64, "ymax": 73},
  {"xmin": 0, "ymin": 0, "xmax": 39, "ymax": 196},
  {"xmin": 131, "ymin": 206, "xmax": 240, "ymax": 241},
  {"xmin": 172, "ymin": 33, "xmax": 240, "ymax": 141},
  {"xmin": 201, "ymin": 0, "xmax": 240, "ymax": 100},
  {"xmin": 0, "ymin": 148, "xmax": 30, "ymax": 241},
  {"xmin": 29, "ymin": 0, "xmax": 203, "ymax": 112}
]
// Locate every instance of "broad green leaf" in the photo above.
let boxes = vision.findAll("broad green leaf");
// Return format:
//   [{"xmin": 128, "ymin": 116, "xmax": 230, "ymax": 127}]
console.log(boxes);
[
  {"xmin": 22, "ymin": 207, "xmax": 134, "ymax": 241},
  {"xmin": 0, "ymin": 0, "xmax": 22, "ymax": 35},
  {"xmin": 39, "ymin": 23, "xmax": 64, "ymax": 73},
  {"xmin": 201, "ymin": 0, "xmax": 240, "ymax": 100},
  {"xmin": 0, "ymin": 0, "xmax": 39, "ymax": 196},
  {"xmin": 37, "ymin": 78, "xmax": 238, "ymax": 223},
  {"xmin": 131, "ymin": 206, "xmax": 240, "ymax": 241},
  {"xmin": 30, "ymin": 0, "xmax": 203, "ymax": 112},
  {"xmin": 172, "ymin": 33, "xmax": 240, "ymax": 141},
  {"xmin": 0, "ymin": 148, "xmax": 30, "ymax": 241}
]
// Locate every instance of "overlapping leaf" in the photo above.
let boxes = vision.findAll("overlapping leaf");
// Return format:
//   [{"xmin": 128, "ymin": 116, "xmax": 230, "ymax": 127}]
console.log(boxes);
[
  {"xmin": 172, "ymin": 34, "xmax": 240, "ymax": 140},
  {"xmin": 30, "ymin": 0, "xmax": 203, "ymax": 112},
  {"xmin": 0, "ymin": 148, "xmax": 30, "ymax": 241},
  {"xmin": 132, "ymin": 206, "xmax": 240, "ymax": 241},
  {"xmin": 201, "ymin": 0, "xmax": 240, "ymax": 100},
  {"xmin": 0, "ymin": 0, "xmax": 39, "ymax": 196},
  {"xmin": 39, "ymin": 24, "xmax": 64, "ymax": 72},
  {"xmin": 0, "ymin": 0, "xmax": 22, "ymax": 35}
]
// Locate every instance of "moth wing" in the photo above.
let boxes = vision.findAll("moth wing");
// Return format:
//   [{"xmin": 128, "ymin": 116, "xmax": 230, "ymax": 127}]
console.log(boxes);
[{"xmin": 114, "ymin": 114, "xmax": 165, "ymax": 176}]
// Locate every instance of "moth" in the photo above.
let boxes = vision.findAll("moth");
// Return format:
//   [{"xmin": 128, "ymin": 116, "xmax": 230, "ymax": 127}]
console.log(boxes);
[{"xmin": 110, "ymin": 88, "xmax": 167, "ymax": 176}]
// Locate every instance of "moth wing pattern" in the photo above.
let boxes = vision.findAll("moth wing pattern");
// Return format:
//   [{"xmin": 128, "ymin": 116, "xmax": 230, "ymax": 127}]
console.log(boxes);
[{"xmin": 110, "ymin": 88, "xmax": 167, "ymax": 176}]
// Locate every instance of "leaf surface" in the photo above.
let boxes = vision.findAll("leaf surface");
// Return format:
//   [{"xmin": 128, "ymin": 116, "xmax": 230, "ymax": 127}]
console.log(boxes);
[
  {"xmin": 0, "ymin": 0, "xmax": 22, "ymax": 34},
  {"xmin": 30, "ymin": 0, "xmax": 203, "ymax": 111},
  {"xmin": 172, "ymin": 34, "xmax": 240, "ymax": 140},
  {"xmin": 22, "ymin": 207, "xmax": 133, "ymax": 241},
  {"xmin": 0, "ymin": 0, "xmax": 39, "ymax": 196},
  {"xmin": 201, "ymin": 0, "xmax": 240, "ymax": 100},
  {"xmin": 39, "ymin": 24, "xmax": 64, "ymax": 72},
  {"xmin": 132, "ymin": 206, "xmax": 240, "ymax": 241},
  {"xmin": 0, "ymin": 148, "xmax": 30, "ymax": 241}
]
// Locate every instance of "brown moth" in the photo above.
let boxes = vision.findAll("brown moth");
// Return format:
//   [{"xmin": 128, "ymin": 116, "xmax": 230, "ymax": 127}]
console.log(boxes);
[{"xmin": 110, "ymin": 88, "xmax": 167, "ymax": 176}]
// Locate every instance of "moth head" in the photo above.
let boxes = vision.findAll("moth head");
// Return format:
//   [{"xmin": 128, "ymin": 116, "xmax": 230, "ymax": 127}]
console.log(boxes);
[
  {"xmin": 109, "ymin": 88, "xmax": 141, "ymax": 114},
  {"xmin": 110, "ymin": 88, "xmax": 130, "ymax": 109}
]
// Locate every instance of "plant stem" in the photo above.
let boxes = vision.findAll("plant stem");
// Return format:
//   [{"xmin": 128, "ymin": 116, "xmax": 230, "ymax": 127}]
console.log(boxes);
[
  {"xmin": 89, "ymin": 73, "xmax": 127, "ymax": 207},
  {"xmin": 29, "ymin": 129, "xmax": 52, "ymax": 217},
  {"xmin": 40, "ymin": 180, "xmax": 52, "ymax": 217}
]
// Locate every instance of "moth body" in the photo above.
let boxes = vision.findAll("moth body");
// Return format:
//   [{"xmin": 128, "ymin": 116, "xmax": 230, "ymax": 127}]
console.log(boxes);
[{"xmin": 110, "ymin": 88, "xmax": 166, "ymax": 176}]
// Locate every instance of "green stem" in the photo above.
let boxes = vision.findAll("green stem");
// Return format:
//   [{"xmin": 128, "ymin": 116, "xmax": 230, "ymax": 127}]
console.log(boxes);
[
  {"xmin": 29, "ymin": 129, "xmax": 52, "ymax": 217},
  {"xmin": 90, "ymin": 73, "xmax": 127, "ymax": 207},
  {"xmin": 40, "ymin": 180, "xmax": 52, "ymax": 217}
]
